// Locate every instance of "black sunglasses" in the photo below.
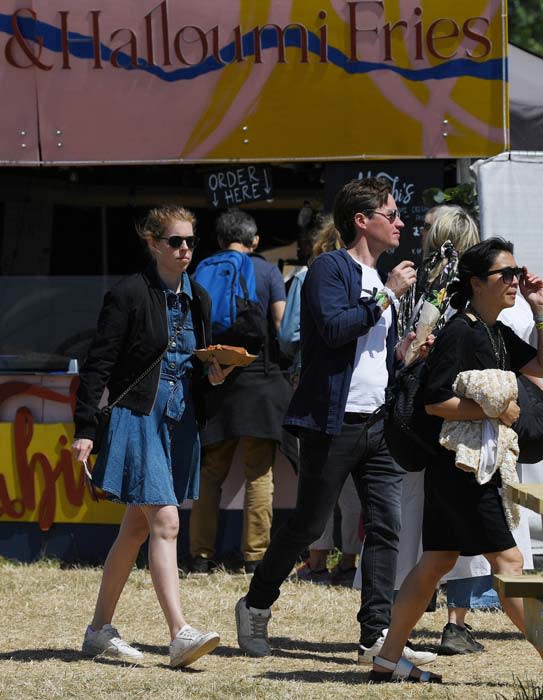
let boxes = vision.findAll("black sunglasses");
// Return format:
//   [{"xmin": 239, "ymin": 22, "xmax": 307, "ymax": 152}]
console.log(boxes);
[
  {"xmin": 365, "ymin": 209, "xmax": 400, "ymax": 224},
  {"xmin": 159, "ymin": 235, "xmax": 199, "ymax": 250},
  {"xmin": 479, "ymin": 266, "xmax": 524, "ymax": 285}
]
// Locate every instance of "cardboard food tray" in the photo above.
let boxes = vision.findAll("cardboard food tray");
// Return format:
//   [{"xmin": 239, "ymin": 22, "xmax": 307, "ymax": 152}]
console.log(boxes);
[{"xmin": 194, "ymin": 347, "xmax": 258, "ymax": 367}]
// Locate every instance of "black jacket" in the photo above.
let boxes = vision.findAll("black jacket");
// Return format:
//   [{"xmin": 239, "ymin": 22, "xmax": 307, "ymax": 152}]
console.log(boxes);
[{"xmin": 74, "ymin": 263, "xmax": 212, "ymax": 441}]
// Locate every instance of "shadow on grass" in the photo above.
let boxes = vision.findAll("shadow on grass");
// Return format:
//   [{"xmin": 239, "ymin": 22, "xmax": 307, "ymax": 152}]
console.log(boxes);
[
  {"xmin": 260, "ymin": 669, "xmax": 515, "ymax": 687},
  {"xmin": 409, "ymin": 627, "xmax": 523, "ymax": 642},
  {"xmin": 212, "ymin": 640, "xmax": 354, "ymax": 665},
  {"xmin": 0, "ymin": 648, "xmax": 143, "ymax": 667}
]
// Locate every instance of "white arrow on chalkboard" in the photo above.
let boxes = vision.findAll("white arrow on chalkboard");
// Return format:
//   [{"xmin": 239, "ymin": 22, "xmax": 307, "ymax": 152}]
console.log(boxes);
[
  {"xmin": 212, "ymin": 192, "xmax": 219, "ymax": 207},
  {"xmin": 263, "ymin": 169, "xmax": 272, "ymax": 195}
]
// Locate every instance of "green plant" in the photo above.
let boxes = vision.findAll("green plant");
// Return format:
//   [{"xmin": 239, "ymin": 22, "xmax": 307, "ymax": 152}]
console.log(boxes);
[
  {"xmin": 495, "ymin": 676, "xmax": 543, "ymax": 700},
  {"xmin": 422, "ymin": 183, "xmax": 479, "ymax": 219}
]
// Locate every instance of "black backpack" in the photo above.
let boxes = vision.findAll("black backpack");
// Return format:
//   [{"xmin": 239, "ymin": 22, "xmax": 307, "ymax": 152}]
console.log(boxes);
[
  {"xmin": 382, "ymin": 356, "xmax": 438, "ymax": 472},
  {"xmin": 513, "ymin": 374, "xmax": 543, "ymax": 464}
]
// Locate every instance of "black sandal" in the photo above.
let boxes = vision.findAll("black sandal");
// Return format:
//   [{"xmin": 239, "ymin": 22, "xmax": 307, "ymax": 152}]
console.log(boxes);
[{"xmin": 368, "ymin": 655, "xmax": 442, "ymax": 684}]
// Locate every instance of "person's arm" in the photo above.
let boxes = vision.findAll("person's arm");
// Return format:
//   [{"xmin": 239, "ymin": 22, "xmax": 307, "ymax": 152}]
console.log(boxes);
[
  {"xmin": 519, "ymin": 268, "xmax": 543, "ymax": 376},
  {"xmin": 303, "ymin": 256, "xmax": 415, "ymax": 349},
  {"xmin": 73, "ymin": 288, "xmax": 131, "ymax": 443},
  {"xmin": 426, "ymin": 397, "xmax": 519, "ymax": 426},
  {"xmin": 267, "ymin": 264, "xmax": 287, "ymax": 332},
  {"xmin": 278, "ymin": 274, "xmax": 303, "ymax": 357}
]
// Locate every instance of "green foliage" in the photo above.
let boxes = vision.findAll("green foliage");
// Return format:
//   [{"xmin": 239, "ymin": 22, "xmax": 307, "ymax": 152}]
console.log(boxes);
[
  {"xmin": 509, "ymin": 0, "xmax": 543, "ymax": 56},
  {"xmin": 422, "ymin": 183, "xmax": 479, "ymax": 218},
  {"xmin": 495, "ymin": 676, "xmax": 543, "ymax": 700}
]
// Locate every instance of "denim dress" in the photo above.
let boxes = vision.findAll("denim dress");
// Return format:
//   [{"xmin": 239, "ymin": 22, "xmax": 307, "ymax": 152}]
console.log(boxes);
[{"xmin": 91, "ymin": 273, "xmax": 200, "ymax": 505}]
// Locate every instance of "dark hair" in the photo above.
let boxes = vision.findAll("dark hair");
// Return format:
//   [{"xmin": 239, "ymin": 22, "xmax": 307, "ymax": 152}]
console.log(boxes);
[
  {"xmin": 215, "ymin": 208, "xmax": 257, "ymax": 248},
  {"xmin": 333, "ymin": 177, "xmax": 391, "ymax": 245},
  {"xmin": 448, "ymin": 237, "xmax": 514, "ymax": 310}
]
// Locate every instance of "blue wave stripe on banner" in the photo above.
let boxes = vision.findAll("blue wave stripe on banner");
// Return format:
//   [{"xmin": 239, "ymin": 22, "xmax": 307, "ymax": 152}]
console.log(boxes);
[{"xmin": 0, "ymin": 14, "xmax": 506, "ymax": 82}]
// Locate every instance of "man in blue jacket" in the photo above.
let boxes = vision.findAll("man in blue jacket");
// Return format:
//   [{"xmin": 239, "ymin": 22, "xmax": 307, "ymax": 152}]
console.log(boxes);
[{"xmin": 235, "ymin": 177, "xmax": 437, "ymax": 666}]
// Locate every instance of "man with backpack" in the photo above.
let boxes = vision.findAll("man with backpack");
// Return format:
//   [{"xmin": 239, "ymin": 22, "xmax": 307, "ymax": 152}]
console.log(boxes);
[
  {"xmin": 189, "ymin": 208, "xmax": 290, "ymax": 574},
  {"xmin": 235, "ymin": 178, "xmax": 437, "ymax": 667}
]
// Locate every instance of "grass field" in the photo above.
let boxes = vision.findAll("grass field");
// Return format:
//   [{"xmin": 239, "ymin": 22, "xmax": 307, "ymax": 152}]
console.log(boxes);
[{"xmin": 0, "ymin": 560, "xmax": 542, "ymax": 700}]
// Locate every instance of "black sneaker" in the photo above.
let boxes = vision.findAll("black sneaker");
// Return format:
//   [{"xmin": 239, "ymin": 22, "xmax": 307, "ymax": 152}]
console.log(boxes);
[
  {"xmin": 190, "ymin": 556, "xmax": 213, "ymax": 574},
  {"xmin": 439, "ymin": 622, "xmax": 485, "ymax": 655}
]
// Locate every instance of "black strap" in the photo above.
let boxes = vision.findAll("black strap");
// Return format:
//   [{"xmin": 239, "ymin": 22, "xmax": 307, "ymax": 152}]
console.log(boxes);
[{"xmin": 108, "ymin": 304, "xmax": 187, "ymax": 409}]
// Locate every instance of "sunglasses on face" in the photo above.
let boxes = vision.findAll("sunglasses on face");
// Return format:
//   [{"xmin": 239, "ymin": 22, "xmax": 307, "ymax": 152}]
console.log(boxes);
[
  {"xmin": 479, "ymin": 266, "xmax": 524, "ymax": 285},
  {"xmin": 158, "ymin": 235, "xmax": 199, "ymax": 250},
  {"xmin": 366, "ymin": 209, "xmax": 401, "ymax": 224}
]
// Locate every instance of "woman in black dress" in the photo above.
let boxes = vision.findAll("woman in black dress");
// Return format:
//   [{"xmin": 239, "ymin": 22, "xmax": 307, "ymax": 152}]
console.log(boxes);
[{"xmin": 370, "ymin": 238, "xmax": 543, "ymax": 683}]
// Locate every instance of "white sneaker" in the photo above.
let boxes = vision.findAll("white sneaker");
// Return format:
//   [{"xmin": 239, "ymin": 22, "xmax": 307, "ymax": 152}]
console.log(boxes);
[
  {"xmin": 235, "ymin": 597, "xmax": 271, "ymax": 657},
  {"xmin": 358, "ymin": 628, "xmax": 437, "ymax": 666},
  {"xmin": 82, "ymin": 624, "xmax": 144, "ymax": 662},
  {"xmin": 169, "ymin": 624, "xmax": 220, "ymax": 668}
]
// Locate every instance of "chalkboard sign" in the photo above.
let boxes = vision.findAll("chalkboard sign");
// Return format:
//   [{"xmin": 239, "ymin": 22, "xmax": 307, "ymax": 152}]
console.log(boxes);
[
  {"xmin": 205, "ymin": 165, "xmax": 273, "ymax": 209},
  {"xmin": 324, "ymin": 161, "xmax": 445, "ymax": 275}
]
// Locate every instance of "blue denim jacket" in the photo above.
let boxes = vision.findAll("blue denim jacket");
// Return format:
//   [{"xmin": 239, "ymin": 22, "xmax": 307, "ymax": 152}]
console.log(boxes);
[{"xmin": 283, "ymin": 248, "xmax": 398, "ymax": 436}]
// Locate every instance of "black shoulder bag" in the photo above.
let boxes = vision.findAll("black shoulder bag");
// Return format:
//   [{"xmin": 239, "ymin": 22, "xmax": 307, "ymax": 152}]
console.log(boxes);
[
  {"xmin": 92, "ymin": 351, "xmax": 165, "ymax": 455},
  {"xmin": 382, "ymin": 354, "xmax": 438, "ymax": 472}
]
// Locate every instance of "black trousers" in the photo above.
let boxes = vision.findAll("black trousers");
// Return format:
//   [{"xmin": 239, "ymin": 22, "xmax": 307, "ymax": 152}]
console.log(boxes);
[{"xmin": 246, "ymin": 418, "xmax": 403, "ymax": 646}]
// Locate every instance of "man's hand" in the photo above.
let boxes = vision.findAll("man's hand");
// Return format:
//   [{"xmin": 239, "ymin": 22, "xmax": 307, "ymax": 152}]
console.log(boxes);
[
  {"xmin": 498, "ymin": 400, "xmax": 520, "ymax": 426},
  {"xmin": 386, "ymin": 261, "xmax": 417, "ymax": 299},
  {"xmin": 395, "ymin": 332, "xmax": 416, "ymax": 362},
  {"xmin": 208, "ymin": 356, "xmax": 236, "ymax": 386},
  {"xmin": 395, "ymin": 333, "xmax": 435, "ymax": 362}
]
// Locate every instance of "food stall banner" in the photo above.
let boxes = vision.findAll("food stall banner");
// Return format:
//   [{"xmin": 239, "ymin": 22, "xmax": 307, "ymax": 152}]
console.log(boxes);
[
  {"xmin": 0, "ymin": 415, "xmax": 125, "ymax": 529},
  {"xmin": 0, "ymin": 0, "xmax": 508, "ymax": 163}
]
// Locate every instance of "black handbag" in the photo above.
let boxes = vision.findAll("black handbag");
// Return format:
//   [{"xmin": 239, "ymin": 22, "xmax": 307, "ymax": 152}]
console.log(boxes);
[
  {"xmin": 91, "ymin": 352, "xmax": 166, "ymax": 455},
  {"xmin": 513, "ymin": 375, "xmax": 543, "ymax": 464},
  {"xmin": 383, "ymin": 356, "xmax": 438, "ymax": 472}
]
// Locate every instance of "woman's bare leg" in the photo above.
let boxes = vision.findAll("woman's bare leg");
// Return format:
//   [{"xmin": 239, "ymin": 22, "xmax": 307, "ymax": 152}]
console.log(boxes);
[
  {"xmin": 373, "ymin": 551, "xmax": 459, "ymax": 675},
  {"xmin": 141, "ymin": 504, "xmax": 186, "ymax": 640},
  {"xmin": 91, "ymin": 506, "xmax": 149, "ymax": 629}
]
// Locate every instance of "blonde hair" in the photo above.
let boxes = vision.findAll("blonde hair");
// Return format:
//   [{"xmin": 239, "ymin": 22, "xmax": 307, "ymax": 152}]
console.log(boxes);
[
  {"xmin": 423, "ymin": 206, "xmax": 479, "ymax": 258},
  {"xmin": 136, "ymin": 205, "xmax": 196, "ymax": 244},
  {"xmin": 311, "ymin": 216, "xmax": 344, "ymax": 260}
]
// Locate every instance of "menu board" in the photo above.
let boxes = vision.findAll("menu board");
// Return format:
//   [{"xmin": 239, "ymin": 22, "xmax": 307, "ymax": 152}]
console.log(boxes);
[{"xmin": 324, "ymin": 160, "xmax": 445, "ymax": 275}]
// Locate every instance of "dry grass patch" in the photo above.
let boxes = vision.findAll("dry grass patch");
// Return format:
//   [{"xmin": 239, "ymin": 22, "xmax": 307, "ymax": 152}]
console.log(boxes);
[{"xmin": 0, "ymin": 561, "xmax": 541, "ymax": 700}]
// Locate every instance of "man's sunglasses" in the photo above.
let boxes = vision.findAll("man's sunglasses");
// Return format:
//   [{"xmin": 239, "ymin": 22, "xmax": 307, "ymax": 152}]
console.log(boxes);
[
  {"xmin": 158, "ymin": 235, "xmax": 199, "ymax": 250},
  {"xmin": 365, "ymin": 209, "xmax": 401, "ymax": 224},
  {"xmin": 479, "ymin": 266, "xmax": 524, "ymax": 285}
]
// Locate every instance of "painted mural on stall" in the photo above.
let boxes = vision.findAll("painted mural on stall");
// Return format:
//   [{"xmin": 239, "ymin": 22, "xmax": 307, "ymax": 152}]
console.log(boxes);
[{"xmin": 0, "ymin": 0, "xmax": 508, "ymax": 162}]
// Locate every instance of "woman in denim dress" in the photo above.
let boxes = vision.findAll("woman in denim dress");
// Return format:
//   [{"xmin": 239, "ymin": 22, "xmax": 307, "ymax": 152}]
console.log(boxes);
[{"xmin": 72, "ymin": 206, "xmax": 232, "ymax": 668}]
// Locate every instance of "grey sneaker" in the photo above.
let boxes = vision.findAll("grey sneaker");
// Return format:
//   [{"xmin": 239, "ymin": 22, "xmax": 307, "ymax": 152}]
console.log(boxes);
[
  {"xmin": 169, "ymin": 624, "xmax": 220, "ymax": 668},
  {"xmin": 358, "ymin": 628, "xmax": 437, "ymax": 666},
  {"xmin": 439, "ymin": 623, "xmax": 485, "ymax": 655},
  {"xmin": 82, "ymin": 624, "xmax": 144, "ymax": 662},
  {"xmin": 235, "ymin": 596, "xmax": 271, "ymax": 657}
]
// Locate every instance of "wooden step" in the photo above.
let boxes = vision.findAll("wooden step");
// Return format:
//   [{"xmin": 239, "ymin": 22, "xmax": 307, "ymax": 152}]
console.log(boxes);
[
  {"xmin": 509, "ymin": 483, "xmax": 543, "ymax": 515},
  {"xmin": 493, "ymin": 574, "xmax": 543, "ymax": 598},
  {"xmin": 493, "ymin": 575, "xmax": 543, "ymax": 651}
]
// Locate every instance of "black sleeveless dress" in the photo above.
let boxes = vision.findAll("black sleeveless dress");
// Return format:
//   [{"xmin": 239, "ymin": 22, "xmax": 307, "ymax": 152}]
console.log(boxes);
[{"xmin": 422, "ymin": 313, "xmax": 536, "ymax": 555}]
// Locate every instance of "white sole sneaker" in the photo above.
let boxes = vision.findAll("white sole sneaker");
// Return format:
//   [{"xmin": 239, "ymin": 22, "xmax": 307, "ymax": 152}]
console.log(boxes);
[
  {"xmin": 170, "ymin": 631, "xmax": 220, "ymax": 668},
  {"xmin": 82, "ymin": 624, "xmax": 144, "ymax": 664},
  {"xmin": 82, "ymin": 640, "xmax": 144, "ymax": 664}
]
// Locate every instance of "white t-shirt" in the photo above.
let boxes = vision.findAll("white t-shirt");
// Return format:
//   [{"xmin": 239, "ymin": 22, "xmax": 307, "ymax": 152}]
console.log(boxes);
[{"xmin": 345, "ymin": 263, "xmax": 392, "ymax": 413}]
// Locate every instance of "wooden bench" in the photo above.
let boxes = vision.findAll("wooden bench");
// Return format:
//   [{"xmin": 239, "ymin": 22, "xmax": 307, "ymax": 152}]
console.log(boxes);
[{"xmin": 493, "ymin": 483, "xmax": 543, "ymax": 651}]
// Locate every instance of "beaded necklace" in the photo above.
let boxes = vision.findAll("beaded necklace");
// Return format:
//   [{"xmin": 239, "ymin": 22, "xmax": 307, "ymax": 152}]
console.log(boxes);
[{"xmin": 467, "ymin": 305, "xmax": 507, "ymax": 370}]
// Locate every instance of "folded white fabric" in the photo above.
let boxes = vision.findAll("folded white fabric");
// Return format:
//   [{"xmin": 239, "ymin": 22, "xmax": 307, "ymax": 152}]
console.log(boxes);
[{"xmin": 439, "ymin": 369, "xmax": 520, "ymax": 529}]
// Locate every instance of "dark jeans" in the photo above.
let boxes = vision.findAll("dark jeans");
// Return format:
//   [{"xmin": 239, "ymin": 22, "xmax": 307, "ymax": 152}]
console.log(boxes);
[{"xmin": 246, "ymin": 418, "xmax": 403, "ymax": 647}]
